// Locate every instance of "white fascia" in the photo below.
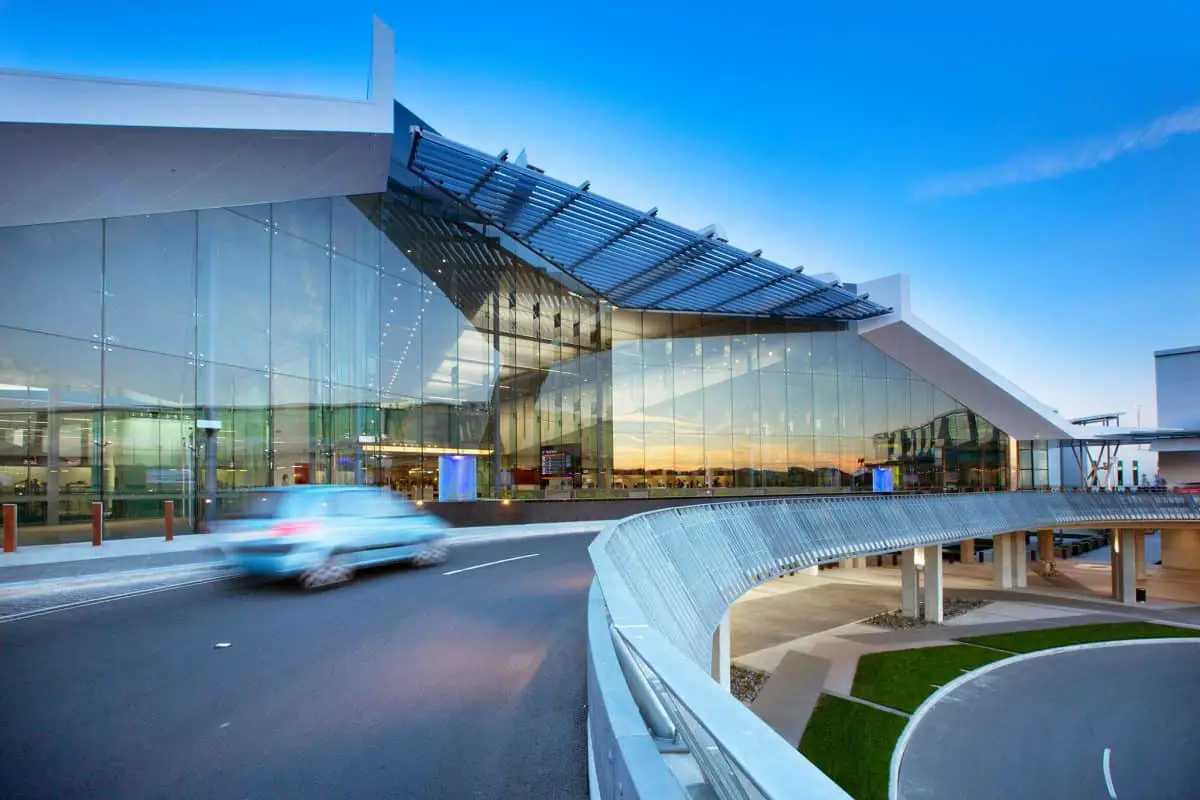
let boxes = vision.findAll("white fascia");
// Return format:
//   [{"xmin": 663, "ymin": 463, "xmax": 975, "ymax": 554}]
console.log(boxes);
[
  {"xmin": 856, "ymin": 274, "xmax": 1077, "ymax": 441},
  {"xmin": 0, "ymin": 17, "xmax": 394, "ymax": 134}
]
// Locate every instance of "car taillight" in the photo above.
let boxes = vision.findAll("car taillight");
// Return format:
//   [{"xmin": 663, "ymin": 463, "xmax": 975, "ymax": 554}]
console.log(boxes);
[{"xmin": 271, "ymin": 520, "xmax": 318, "ymax": 537}]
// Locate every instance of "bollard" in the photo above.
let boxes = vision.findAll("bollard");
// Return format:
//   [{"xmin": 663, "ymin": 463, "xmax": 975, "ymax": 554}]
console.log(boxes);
[
  {"xmin": 164, "ymin": 500, "xmax": 174, "ymax": 542},
  {"xmin": 2, "ymin": 504, "xmax": 15, "ymax": 553},
  {"xmin": 91, "ymin": 501, "xmax": 103, "ymax": 547}
]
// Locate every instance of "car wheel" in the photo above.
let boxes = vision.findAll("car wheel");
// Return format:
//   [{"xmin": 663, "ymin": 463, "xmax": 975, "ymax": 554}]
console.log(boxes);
[
  {"xmin": 299, "ymin": 556, "xmax": 355, "ymax": 591},
  {"xmin": 413, "ymin": 542, "xmax": 448, "ymax": 567}
]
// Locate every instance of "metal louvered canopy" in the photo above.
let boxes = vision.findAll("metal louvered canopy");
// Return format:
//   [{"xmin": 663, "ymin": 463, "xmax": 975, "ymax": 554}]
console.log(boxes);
[{"xmin": 406, "ymin": 129, "xmax": 892, "ymax": 321}]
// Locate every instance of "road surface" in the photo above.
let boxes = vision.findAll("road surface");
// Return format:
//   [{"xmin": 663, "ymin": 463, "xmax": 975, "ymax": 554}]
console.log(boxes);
[
  {"xmin": 896, "ymin": 640, "xmax": 1200, "ymax": 799},
  {"xmin": 0, "ymin": 534, "xmax": 594, "ymax": 799}
]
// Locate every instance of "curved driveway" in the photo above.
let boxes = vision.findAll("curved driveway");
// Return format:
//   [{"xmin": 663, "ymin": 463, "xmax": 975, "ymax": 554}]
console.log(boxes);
[
  {"xmin": 896, "ymin": 640, "xmax": 1200, "ymax": 800},
  {"xmin": 0, "ymin": 535, "xmax": 593, "ymax": 799}
]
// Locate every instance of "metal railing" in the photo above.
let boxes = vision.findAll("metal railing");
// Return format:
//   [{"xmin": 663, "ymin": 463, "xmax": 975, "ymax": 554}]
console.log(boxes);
[{"xmin": 586, "ymin": 490, "xmax": 1200, "ymax": 799}]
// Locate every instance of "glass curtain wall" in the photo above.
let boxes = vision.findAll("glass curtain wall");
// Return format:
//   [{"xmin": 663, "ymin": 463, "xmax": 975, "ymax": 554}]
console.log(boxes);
[{"xmin": 0, "ymin": 179, "xmax": 1012, "ymax": 543}]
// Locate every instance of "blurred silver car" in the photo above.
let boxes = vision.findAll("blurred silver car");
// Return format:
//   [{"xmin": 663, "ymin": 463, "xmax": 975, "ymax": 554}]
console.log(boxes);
[{"xmin": 217, "ymin": 486, "xmax": 449, "ymax": 589}]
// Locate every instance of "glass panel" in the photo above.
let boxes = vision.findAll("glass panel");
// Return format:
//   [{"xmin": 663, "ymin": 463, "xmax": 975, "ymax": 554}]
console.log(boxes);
[
  {"xmin": 909, "ymin": 379, "xmax": 934, "ymax": 426},
  {"xmin": 332, "ymin": 256, "xmax": 380, "ymax": 390},
  {"xmin": 703, "ymin": 370, "xmax": 732, "ymax": 435},
  {"xmin": 271, "ymin": 232, "xmax": 331, "ymax": 381},
  {"xmin": 887, "ymin": 378, "xmax": 911, "ymax": 431},
  {"xmin": 105, "ymin": 346, "xmax": 195, "ymax": 410},
  {"xmin": 786, "ymin": 329, "xmax": 813, "ymax": 373},
  {"xmin": 836, "ymin": 330, "xmax": 862, "ymax": 376},
  {"xmin": 197, "ymin": 208, "xmax": 270, "ymax": 370},
  {"xmin": 0, "ymin": 330, "xmax": 101, "ymax": 539},
  {"xmin": 810, "ymin": 332, "xmax": 838, "ymax": 374},
  {"xmin": 381, "ymin": 276, "xmax": 425, "ymax": 398},
  {"xmin": 200, "ymin": 362, "xmax": 271, "ymax": 490},
  {"xmin": 839, "ymin": 374, "xmax": 864, "ymax": 438},
  {"xmin": 787, "ymin": 372, "xmax": 815, "ymax": 436},
  {"xmin": 0, "ymin": 219, "xmax": 103, "ymax": 340},
  {"xmin": 812, "ymin": 374, "xmax": 839, "ymax": 436},
  {"xmin": 273, "ymin": 197, "xmax": 331, "ymax": 248},
  {"xmin": 104, "ymin": 212, "xmax": 197, "ymax": 357},
  {"xmin": 759, "ymin": 372, "xmax": 788, "ymax": 438},
  {"xmin": 861, "ymin": 340, "xmax": 889, "ymax": 378},
  {"xmin": 272, "ymin": 374, "xmax": 329, "ymax": 486},
  {"xmin": 758, "ymin": 332, "xmax": 787, "ymax": 372},
  {"xmin": 332, "ymin": 195, "xmax": 381, "ymax": 266}
]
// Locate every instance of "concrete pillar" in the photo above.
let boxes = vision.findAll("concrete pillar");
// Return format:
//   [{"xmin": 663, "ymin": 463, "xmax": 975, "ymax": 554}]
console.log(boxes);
[
  {"xmin": 1161, "ymin": 528, "xmax": 1200, "ymax": 571},
  {"xmin": 993, "ymin": 534, "xmax": 1014, "ymax": 589},
  {"xmin": 1111, "ymin": 529, "xmax": 1136, "ymax": 604},
  {"xmin": 900, "ymin": 549, "xmax": 920, "ymax": 617},
  {"xmin": 1038, "ymin": 530, "xmax": 1054, "ymax": 563},
  {"xmin": 1010, "ymin": 532, "xmax": 1027, "ymax": 588},
  {"xmin": 839, "ymin": 559, "xmax": 854, "ymax": 569},
  {"xmin": 853, "ymin": 557, "xmax": 867, "ymax": 568},
  {"xmin": 1135, "ymin": 530, "xmax": 1147, "ymax": 579},
  {"xmin": 923, "ymin": 545, "xmax": 943, "ymax": 623},
  {"xmin": 800, "ymin": 565, "xmax": 819, "ymax": 576},
  {"xmin": 711, "ymin": 611, "xmax": 731, "ymax": 691},
  {"xmin": 960, "ymin": 538, "xmax": 975, "ymax": 564}
]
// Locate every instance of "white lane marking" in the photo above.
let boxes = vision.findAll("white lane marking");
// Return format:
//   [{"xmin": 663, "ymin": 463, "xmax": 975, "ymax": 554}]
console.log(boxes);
[
  {"xmin": 889, "ymin": 639, "xmax": 1200, "ymax": 800},
  {"xmin": 443, "ymin": 553, "xmax": 540, "ymax": 576},
  {"xmin": 1103, "ymin": 748, "xmax": 1117, "ymax": 799}
]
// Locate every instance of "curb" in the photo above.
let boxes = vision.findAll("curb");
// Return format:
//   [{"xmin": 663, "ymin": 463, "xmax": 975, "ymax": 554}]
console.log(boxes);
[{"xmin": 887, "ymin": 637, "xmax": 1200, "ymax": 800}]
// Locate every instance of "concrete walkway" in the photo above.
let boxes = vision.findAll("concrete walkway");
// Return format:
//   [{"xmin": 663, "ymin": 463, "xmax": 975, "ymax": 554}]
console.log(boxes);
[{"xmin": 733, "ymin": 561, "xmax": 1200, "ymax": 739}]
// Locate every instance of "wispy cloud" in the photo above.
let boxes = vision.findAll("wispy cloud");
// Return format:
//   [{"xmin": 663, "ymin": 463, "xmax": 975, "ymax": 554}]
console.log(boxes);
[{"xmin": 914, "ymin": 103, "xmax": 1200, "ymax": 200}]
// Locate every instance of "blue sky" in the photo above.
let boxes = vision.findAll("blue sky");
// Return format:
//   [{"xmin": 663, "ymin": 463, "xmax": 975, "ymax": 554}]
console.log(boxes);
[{"xmin": 2, "ymin": 0, "xmax": 1197, "ymax": 425}]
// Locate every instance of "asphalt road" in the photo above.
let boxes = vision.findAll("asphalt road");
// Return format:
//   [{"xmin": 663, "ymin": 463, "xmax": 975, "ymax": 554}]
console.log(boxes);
[
  {"xmin": 896, "ymin": 640, "xmax": 1200, "ymax": 800},
  {"xmin": 0, "ymin": 534, "xmax": 595, "ymax": 800}
]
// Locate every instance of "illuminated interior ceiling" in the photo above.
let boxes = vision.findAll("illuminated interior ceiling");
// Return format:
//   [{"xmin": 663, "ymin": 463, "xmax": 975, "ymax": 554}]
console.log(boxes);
[{"xmin": 406, "ymin": 129, "xmax": 892, "ymax": 321}]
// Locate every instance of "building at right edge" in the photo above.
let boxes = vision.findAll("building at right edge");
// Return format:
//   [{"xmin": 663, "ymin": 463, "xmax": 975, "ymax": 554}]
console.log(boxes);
[{"xmin": 1154, "ymin": 345, "xmax": 1200, "ymax": 569}]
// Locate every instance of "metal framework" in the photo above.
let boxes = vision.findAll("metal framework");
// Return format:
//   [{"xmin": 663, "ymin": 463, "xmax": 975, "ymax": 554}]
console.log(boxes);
[{"xmin": 407, "ymin": 129, "xmax": 892, "ymax": 321}]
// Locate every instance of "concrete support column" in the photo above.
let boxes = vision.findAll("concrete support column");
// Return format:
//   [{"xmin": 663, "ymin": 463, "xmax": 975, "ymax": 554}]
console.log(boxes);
[
  {"xmin": 1110, "ymin": 529, "xmax": 1136, "ymax": 605},
  {"xmin": 711, "ymin": 611, "xmax": 731, "ymax": 691},
  {"xmin": 1135, "ymin": 530, "xmax": 1147, "ymax": 579},
  {"xmin": 1010, "ymin": 532, "xmax": 1028, "ymax": 588},
  {"xmin": 923, "ymin": 545, "xmax": 943, "ymax": 623},
  {"xmin": 900, "ymin": 549, "xmax": 920, "ymax": 617},
  {"xmin": 800, "ymin": 565, "xmax": 819, "ymax": 576},
  {"xmin": 993, "ymin": 533, "xmax": 1013, "ymax": 589},
  {"xmin": 1038, "ymin": 530, "xmax": 1054, "ymax": 563},
  {"xmin": 839, "ymin": 559, "xmax": 854, "ymax": 569},
  {"xmin": 960, "ymin": 538, "xmax": 975, "ymax": 564}
]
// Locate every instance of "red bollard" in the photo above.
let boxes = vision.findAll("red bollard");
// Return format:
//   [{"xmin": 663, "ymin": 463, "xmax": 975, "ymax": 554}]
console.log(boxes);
[
  {"xmin": 164, "ymin": 500, "xmax": 174, "ymax": 542},
  {"xmin": 91, "ymin": 502, "xmax": 103, "ymax": 547},
  {"xmin": 2, "ymin": 504, "xmax": 15, "ymax": 553}
]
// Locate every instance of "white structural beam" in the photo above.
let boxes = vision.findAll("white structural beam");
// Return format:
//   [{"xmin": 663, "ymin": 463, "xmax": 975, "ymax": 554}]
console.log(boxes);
[
  {"xmin": 711, "ymin": 611, "xmax": 731, "ymax": 691},
  {"xmin": 900, "ymin": 549, "xmax": 920, "ymax": 617},
  {"xmin": 856, "ymin": 275, "xmax": 1077, "ymax": 441}
]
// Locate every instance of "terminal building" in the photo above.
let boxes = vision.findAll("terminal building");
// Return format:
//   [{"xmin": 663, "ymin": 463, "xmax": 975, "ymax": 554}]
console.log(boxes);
[{"xmin": 0, "ymin": 19, "xmax": 1115, "ymax": 542}]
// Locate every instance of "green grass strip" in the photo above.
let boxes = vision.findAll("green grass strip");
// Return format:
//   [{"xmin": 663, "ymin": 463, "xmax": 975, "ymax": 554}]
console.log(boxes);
[
  {"xmin": 799, "ymin": 694, "xmax": 908, "ymax": 800},
  {"xmin": 957, "ymin": 621, "xmax": 1200, "ymax": 653},
  {"xmin": 851, "ymin": 644, "xmax": 1004, "ymax": 714}
]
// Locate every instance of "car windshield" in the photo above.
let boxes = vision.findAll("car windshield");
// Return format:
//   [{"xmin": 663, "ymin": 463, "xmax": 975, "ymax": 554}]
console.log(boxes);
[{"xmin": 224, "ymin": 491, "xmax": 286, "ymax": 520}]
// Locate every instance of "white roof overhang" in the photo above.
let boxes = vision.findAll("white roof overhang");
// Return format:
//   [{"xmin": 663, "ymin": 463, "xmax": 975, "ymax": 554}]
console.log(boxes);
[
  {"xmin": 0, "ymin": 17, "xmax": 395, "ymax": 228},
  {"xmin": 856, "ymin": 275, "xmax": 1077, "ymax": 441}
]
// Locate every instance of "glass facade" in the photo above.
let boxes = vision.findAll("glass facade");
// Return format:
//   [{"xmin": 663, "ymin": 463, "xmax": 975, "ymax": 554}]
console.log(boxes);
[{"xmin": 0, "ymin": 170, "xmax": 1013, "ymax": 542}]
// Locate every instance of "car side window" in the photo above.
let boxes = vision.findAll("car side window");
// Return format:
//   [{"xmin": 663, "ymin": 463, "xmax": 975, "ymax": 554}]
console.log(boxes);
[{"xmin": 328, "ymin": 491, "xmax": 374, "ymax": 517}]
